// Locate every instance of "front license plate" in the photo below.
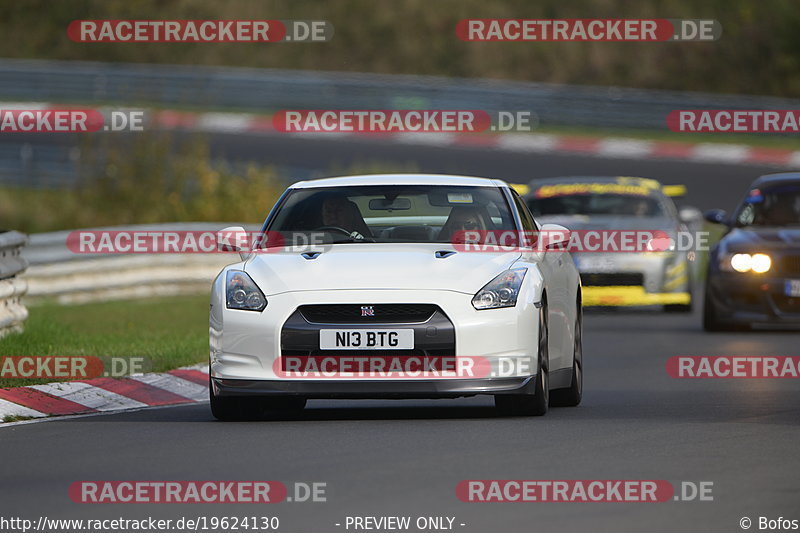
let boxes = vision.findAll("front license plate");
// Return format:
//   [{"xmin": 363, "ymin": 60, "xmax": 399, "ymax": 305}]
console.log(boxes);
[
  {"xmin": 785, "ymin": 279, "xmax": 800, "ymax": 297},
  {"xmin": 319, "ymin": 329, "xmax": 414, "ymax": 350},
  {"xmin": 575, "ymin": 256, "xmax": 615, "ymax": 272}
]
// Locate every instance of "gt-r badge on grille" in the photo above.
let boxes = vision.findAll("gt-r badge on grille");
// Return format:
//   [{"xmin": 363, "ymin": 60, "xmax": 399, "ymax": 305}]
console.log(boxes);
[{"xmin": 361, "ymin": 305, "xmax": 375, "ymax": 317}]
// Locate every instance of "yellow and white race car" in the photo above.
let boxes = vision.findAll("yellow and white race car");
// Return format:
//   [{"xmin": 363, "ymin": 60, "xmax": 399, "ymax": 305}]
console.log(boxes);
[{"xmin": 520, "ymin": 176, "xmax": 693, "ymax": 311}]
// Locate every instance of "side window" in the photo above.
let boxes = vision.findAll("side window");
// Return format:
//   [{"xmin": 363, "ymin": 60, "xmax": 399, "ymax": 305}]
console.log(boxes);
[
  {"xmin": 737, "ymin": 203, "xmax": 755, "ymax": 226},
  {"xmin": 511, "ymin": 191, "xmax": 536, "ymax": 232}
]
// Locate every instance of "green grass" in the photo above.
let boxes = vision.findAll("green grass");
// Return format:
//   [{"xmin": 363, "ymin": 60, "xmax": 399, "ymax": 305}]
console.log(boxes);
[
  {"xmin": 2, "ymin": 415, "xmax": 35, "ymax": 423},
  {"xmin": 0, "ymin": 294, "xmax": 209, "ymax": 389}
]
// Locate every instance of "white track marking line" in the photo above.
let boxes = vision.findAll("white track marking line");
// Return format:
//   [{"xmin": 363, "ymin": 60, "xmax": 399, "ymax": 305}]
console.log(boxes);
[
  {"xmin": 30, "ymin": 382, "xmax": 147, "ymax": 411},
  {"xmin": 597, "ymin": 138, "xmax": 655, "ymax": 158},
  {"xmin": 496, "ymin": 133, "xmax": 558, "ymax": 152},
  {"xmin": 0, "ymin": 398, "xmax": 46, "ymax": 419},
  {"xmin": 690, "ymin": 143, "xmax": 750, "ymax": 163},
  {"xmin": 131, "ymin": 373, "xmax": 208, "ymax": 401}
]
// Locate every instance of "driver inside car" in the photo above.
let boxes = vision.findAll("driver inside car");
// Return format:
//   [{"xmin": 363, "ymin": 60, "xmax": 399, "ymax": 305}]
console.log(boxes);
[
  {"xmin": 437, "ymin": 205, "xmax": 491, "ymax": 242},
  {"xmin": 320, "ymin": 195, "xmax": 373, "ymax": 239}
]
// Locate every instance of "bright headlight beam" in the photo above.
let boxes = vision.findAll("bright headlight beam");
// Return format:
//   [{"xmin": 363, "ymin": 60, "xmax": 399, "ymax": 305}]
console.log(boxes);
[
  {"xmin": 751, "ymin": 253, "xmax": 772, "ymax": 274},
  {"xmin": 728, "ymin": 253, "xmax": 771, "ymax": 274},
  {"xmin": 730, "ymin": 253, "xmax": 753, "ymax": 272}
]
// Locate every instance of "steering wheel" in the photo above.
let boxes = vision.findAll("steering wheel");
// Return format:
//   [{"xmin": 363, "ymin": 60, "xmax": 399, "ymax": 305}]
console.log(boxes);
[
  {"xmin": 314, "ymin": 226, "xmax": 376, "ymax": 242},
  {"xmin": 315, "ymin": 225, "xmax": 355, "ymax": 237}
]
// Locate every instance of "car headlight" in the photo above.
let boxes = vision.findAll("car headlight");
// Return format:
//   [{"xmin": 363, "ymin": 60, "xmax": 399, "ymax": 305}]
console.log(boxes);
[
  {"xmin": 226, "ymin": 271, "xmax": 267, "ymax": 311},
  {"xmin": 472, "ymin": 268, "xmax": 527, "ymax": 310},
  {"xmin": 721, "ymin": 253, "xmax": 772, "ymax": 274}
]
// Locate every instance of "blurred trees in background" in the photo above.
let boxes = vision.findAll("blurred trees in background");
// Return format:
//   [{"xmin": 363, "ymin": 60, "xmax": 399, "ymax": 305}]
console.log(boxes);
[
  {"xmin": 0, "ymin": 134, "xmax": 283, "ymax": 232},
  {"xmin": 0, "ymin": 0, "xmax": 797, "ymax": 96}
]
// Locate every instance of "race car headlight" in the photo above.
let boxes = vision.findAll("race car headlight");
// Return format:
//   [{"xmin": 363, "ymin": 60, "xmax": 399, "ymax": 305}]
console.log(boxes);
[
  {"xmin": 472, "ymin": 268, "xmax": 527, "ymax": 310},
  {"xmin": 722, "ymin": 253, "xmax": 772, "ymax": 274},
  {"xmin": 226, "ymin": 271, "xmax": 267, "ymax": 311}
]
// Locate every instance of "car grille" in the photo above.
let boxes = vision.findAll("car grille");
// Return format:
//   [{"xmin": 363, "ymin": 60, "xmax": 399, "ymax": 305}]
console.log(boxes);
[
  {"xmin": 778, "ymin": 256, "xmax": 800, "ymax": 276},
  {"xmin": 299, "ymin": 304, "xmax": 438, "ymax": 324},
  {"xmin": 580, "ymin": 273, "xmax": 644, "ymax": 286}
]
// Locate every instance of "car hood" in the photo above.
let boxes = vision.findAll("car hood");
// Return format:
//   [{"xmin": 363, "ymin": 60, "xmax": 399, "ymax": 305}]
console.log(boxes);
[
  {"xmin": 244, "ymin": 243, "xmax": 522, "ymax": 295},
  {"xmin": 536, "ymin": 214, "xmax": 677, "ymax": 231},
  {"xmin": 721, "ymin": 227, "xmax": 800, "ymax": 251}
]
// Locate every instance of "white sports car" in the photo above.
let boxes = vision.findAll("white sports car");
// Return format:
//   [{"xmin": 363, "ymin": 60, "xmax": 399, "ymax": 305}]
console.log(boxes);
[{"xmin": 209, "ymin": 174, "xmax": 582, "ymax": 419}]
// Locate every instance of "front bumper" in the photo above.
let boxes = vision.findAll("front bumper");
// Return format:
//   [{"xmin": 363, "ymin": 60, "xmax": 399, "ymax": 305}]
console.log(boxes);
[
  {"xmin": 706, "ymin": 272, "xmax": 800, "ymax": 326},
  {"xmin": 576, "ymin": 252, "xmax": 690, "ymax": 307},
  {"xmin": 210, "ymin": 288, "xmax": 541, "ymax": 385},
  {"xmin": 582, "ymin": 286, "xmax": 692, "ymax": 307},
  {"xmin": 211, "ymin": 375, "xmax": 535, "ymax": 399}
]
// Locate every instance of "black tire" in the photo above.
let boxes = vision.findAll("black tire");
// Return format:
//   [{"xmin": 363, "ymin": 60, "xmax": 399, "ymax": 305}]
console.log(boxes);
[
  {"xmin": 702, "ymin": 286, "xmax": 748, "ymax": 331},
  {"xmin": 495, "ymin": 305, "xmax": 549, "ymax": 416},
  {"xmin": 210, "ymin": 380, "xmax": 306, "ymax": 421},
  {"xmin": 550, "ymin": 307, "xmax": 582, "ymax": 407},
  {"xmin": 210, "ymin": 389, "xmax": 256, "ymax": 421}
]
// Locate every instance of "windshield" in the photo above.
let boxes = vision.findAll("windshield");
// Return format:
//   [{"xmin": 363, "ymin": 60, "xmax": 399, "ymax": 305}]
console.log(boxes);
[
  {"xmin": 735, "ymin": 185, "xmax": 800, "ymax": 227},
  {"xmin": 265, "ymin": 184, "xmax": 517, "ymax": 244},
  {"xmin": 527, "ymin": 192, "xmax": 667, "ymax": 218}
]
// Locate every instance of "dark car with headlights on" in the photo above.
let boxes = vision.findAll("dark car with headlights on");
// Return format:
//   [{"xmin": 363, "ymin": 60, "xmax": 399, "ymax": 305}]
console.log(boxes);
[{"xmin": 703, "ymin": 172, "xmax": 800, "ymax": 330}]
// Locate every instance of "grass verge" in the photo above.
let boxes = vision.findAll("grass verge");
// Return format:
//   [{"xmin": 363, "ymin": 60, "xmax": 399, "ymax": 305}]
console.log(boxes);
[{"xmin": 0, "ymin": 294, "xmax": 209, "ymax": 389}]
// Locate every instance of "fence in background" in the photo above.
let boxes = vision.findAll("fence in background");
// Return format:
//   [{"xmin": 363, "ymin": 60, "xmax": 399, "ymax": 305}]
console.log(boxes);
[
  {"xmin": 0, "ymin": 231, "xmax": 29, "ymax": 336},
  {"xmin": 2, "ymin": 59, "xmax": 799, "ymax": 130},
  {"xmin": 3, "ymin": 59, "xmax": 800, "ymax": 188}
]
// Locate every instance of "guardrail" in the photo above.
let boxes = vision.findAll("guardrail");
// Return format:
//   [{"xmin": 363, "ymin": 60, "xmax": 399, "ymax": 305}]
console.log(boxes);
[
  {"xmin": 2, "ymin": 59, "xmax": 800, "ymax": 130},
  {"xmin": 0, "ymin": 231, "xmax": 29, "ymax": 336},
  {"xmin": 3, "ymin": 59, "xmax": 799, "ymax": 188},
  {"xmin": 22, "ymin": 223, "xmax": 257, "ymax": 305}
]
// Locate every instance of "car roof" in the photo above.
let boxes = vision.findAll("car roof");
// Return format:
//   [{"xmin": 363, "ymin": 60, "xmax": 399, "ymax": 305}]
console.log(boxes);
[
  {"xmin": 289, "ymin": 174, "xmax": 508, "ymax": 189},
  {"xmin": 523, "ymin": 176, "xmax": 668, "ymax": 197},
  {"xmin": 753, "ymin": 172, "xmax": 800, "ymax": 188},
  {"xmin": 527, "ymin": 176, "xmax": 663, "ymax": 187}
]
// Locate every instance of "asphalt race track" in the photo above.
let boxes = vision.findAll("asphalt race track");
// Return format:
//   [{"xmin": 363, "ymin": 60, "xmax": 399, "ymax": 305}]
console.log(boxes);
[{"xmin": 2, "ymin": 136, "xmax": 799, "ymax": 532}]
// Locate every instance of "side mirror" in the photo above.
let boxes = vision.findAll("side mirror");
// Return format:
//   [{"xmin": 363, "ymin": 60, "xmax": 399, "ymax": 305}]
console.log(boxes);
[
  {"xmin": 539, "ymin": 223, "xmax": 571, "ymax": 250},
  {"xmin": 703, "ymin": 209, "xmax": 728, "ymax": 225},
  {"xmin": 679, "ymin": 206, "xmax": 703, "ymax": 225},
  {"xmin": 217, "ymin": 226, "xmax": 249, "ymax": 260}
]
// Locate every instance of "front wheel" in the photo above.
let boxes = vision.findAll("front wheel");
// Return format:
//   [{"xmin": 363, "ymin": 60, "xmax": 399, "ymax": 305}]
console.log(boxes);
[
  {"xmin": 210, "ymin": 387, "xmax": 257, "ymax": 421},
  {"xmin": 495, "ymin": 305, "xmax": 549, "ymax": 416},
  {"xmin": 550, "ymin": 309, "xmax": 582, "ymax": 407},
  {"xmin": 702, "ymin": 285, "xmax": 748, "ymax": 331},
  {"xmin": 664, "ymin": 302, "xmax": 693, "ymax": 313}
]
